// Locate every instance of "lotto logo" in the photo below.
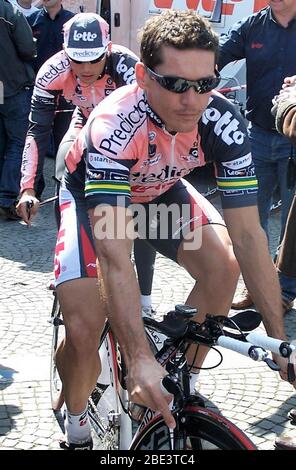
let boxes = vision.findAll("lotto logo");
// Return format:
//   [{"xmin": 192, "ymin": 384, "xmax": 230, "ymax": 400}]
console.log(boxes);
[{"xmin": 73, "ymin": 30, "xmax": 97, "ymax": 41}]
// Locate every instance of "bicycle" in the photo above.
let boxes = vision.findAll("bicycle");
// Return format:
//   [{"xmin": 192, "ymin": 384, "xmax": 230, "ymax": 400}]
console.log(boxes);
[{"xmin": 49, "ymin": 297, "xmax": 296, "ymax": 450}]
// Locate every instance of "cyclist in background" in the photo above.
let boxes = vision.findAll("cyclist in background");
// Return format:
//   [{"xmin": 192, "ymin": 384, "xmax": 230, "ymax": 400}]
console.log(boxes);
[
  {"xmin": 16, "ymin": 11, "xmax": 156, "ymax": 312},
  {"xmin": 51, "ymin": 9, "xmax": 295, "ymax": 449},
  {"xmin": 17, "ymin": 12, "xmax": 137, "ymax": 224}
]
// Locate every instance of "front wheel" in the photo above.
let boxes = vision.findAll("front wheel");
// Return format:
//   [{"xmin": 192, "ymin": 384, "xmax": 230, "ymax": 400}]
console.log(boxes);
[{"xmin": 130, "ymin": 404, "xmax": 256, "ymax": 450}]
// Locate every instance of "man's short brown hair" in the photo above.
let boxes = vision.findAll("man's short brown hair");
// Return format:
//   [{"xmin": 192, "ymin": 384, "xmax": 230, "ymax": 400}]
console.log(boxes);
[{"xmin": 139, "ymin": 9, "xmax": 219, "ymax": 69}]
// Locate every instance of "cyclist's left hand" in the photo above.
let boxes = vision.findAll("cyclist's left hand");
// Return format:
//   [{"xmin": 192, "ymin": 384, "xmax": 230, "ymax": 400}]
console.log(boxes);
[{"xmin": 127, "ymin": 356, "xmax": 176, "ymax": 429}]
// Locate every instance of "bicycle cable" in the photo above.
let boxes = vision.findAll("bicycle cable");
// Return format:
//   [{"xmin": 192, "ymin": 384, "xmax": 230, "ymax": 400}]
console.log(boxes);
[
  {"xmin": 221, "ymin": 316, "xmax": 247, "ymax": 340},
  {"xmin": 187, "ymin": 344, "xmax": 223, "ymax": 372}
]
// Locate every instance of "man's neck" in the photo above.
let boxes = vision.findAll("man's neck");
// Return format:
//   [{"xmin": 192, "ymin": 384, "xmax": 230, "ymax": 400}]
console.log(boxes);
[
  {"xmin": 45, "ymin": 4, "xmax": 61, "ymax": 20},
  {"xmin": 271, "ymin": 6, "xmax": 296, "ymax": 28}
]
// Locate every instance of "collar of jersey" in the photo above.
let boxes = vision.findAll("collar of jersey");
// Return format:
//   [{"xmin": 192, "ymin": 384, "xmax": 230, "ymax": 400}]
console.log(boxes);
[{"xmin": 144, "ymin": 95, "xmax": 165, "ymax": 129}]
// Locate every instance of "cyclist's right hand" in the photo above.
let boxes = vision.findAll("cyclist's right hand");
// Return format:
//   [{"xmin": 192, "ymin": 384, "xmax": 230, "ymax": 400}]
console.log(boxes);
[
  {"xmin": 16, "ymin": 190, "xmax": 40, "ymax": 225},
  {"xmin": 127, "ymin": 356, "xmax": 176, "ymax": 429}
]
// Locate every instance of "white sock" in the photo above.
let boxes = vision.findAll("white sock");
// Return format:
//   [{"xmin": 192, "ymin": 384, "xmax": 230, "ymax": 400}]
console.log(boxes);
[
  {"xmin": 64, "ymin": 405, "xmax": 91, "ymax": 444},
  {"xmin": 141, "ymin": 295, "xmax": 152, "ymax": 308},
  {"xmin": 189, "ymin": 372, "xmax": 200, "ymax": 395}
]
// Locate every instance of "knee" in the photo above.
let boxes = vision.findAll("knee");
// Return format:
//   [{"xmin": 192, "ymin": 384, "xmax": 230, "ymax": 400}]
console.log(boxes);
[
  {"xmin": 219, "ymin": 246, "xmax": 240, "ymax": 286},
  {"xmin": 201, "ymin": 243, "xmax": 240, "ymax": 289},
  {"xmin": 64, "ymin": 317, "xmax": 100, "ymax": 357}
]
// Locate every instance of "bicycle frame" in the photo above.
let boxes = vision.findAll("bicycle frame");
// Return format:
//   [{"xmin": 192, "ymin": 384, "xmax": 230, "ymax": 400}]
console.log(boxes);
[
  {"xmin": 87, "ymin": 318, "xmax": 177, "ymax": 449},
  {"xmin": 88, "ymin": 317, "xmax": 206, "ymax": 449},
  {"xmin": 88, "ymin": 315, "xmax": 256, "ymax": 451},
  {"xmin": 52, "ymin": 301, "xmax": 291, "ymax": 450},
  {"xmin": 87, "ymin": 321, "xmax": 133, "ymax": 449}
]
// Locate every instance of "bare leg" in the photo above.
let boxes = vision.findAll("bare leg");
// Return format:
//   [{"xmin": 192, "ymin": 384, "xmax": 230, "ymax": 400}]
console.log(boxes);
[
  {"xmin": 177, "ymin": 224, "xmax": 240, "ymax": 368},
  {"xmin": 56, "ymin": 277, "xmax": 107, "ymax": 414}
]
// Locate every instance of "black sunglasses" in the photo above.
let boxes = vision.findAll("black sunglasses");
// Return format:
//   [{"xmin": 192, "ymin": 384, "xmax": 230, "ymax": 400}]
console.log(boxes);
[
  {"xmin": 68, "ymin": 52, "xmax": 106, "ymax": 65},
  {"xmin": 146, "ymin": 66, "xmax": 220, "ymax": 94}
]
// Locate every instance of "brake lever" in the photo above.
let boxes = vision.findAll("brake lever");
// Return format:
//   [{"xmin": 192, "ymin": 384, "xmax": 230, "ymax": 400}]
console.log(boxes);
[
  {"xmin": 264, "ymin": 357, "xmax": 281, "ymax": 371},
  {"xmin": 162, "ymin": 375, "xmax": 184, "ymax": 409},
  {"xmin": 26, "ymin": 200, "xmax": 34, "ymax": 222},
  {"xmin": 288, "ymin": 363, "xmax": 296, "ymax": 383}
]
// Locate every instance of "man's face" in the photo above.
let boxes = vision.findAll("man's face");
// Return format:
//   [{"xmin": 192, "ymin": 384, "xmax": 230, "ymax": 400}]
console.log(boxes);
[
  {"xmin": 136, "ymin": 46, "xmax": 216, "ymax": 134},
  {"xmin": 42, "ymin": 0, "xmax": 61, "ymax": 8},
  {"xmin": 69, "ymin": 55, "xmax": 107, "ymax": 85},
  {"xmin": 269, "ymin": 0, "xmax": 296, "ymax": 15}
]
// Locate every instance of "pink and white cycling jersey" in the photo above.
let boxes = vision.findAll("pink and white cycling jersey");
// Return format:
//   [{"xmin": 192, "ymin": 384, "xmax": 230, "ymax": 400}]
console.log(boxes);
[
  {"xmin": 65, "ymin": 84, "xmax": 258, "ymax": 210},
  {"xmin": 20, "ymin": 45, "xmax": 138, "ymax": 193}
]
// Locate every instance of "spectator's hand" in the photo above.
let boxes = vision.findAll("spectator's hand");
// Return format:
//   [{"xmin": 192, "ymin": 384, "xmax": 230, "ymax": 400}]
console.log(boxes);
[
  {"xmin": 16, "ymin": 190, "xmax": 40, "ymax": 225},
  {"xmin": 273, "ymin": 354, "xmax": 296, "ymax": 390},
  {"xmin": 127, "ymin": 356, "xmax": 176, "ymax": 428},
  {"xmin": 283, "ymin": 75, "xmax": 296, "ymax": 89}
]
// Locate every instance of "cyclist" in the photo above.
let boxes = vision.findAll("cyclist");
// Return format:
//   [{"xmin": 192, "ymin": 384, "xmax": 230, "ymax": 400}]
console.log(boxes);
[
  {"xmin": 17, "ymin": 12, "xmax": 137, "ymax": 224},
  {"xmin": 16, "ymin": 12, "xmax": 161, "ymax": 449},
  {"xmin": 50, "ymin": 9, "xmax": 296, "ymax": 449}
]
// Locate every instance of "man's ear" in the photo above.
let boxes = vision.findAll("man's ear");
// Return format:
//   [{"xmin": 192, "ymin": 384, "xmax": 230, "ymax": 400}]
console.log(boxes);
[{"xmin": 135, "ymin": 62, "xmax": 149, "ymax": 90}]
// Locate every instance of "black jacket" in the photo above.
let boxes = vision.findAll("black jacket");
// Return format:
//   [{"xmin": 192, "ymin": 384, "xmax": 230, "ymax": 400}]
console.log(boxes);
[
  {"xmin": 27, "ymin": 6, "xmax": 74, "ymax": 73},
  {"xmin": 0, "ymin": 0, "xmax": 36, "ymax": 97}
]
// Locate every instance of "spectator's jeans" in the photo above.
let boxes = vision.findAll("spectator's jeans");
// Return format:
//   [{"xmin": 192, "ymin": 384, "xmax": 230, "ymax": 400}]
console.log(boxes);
[
  {"xmin": 277, "ymin": 194, "xmax": 296, "ymax": 302},
  {"xmin": 279, "ymin": 271, "xmax": 296, "ymax": 303},
  {"xmin": 248, "ymin": 123, "xmax": 294, "ymax": 242},
  {"xmin": 0, "ymin": 87, "xmax": 32, "ymax": 207}
]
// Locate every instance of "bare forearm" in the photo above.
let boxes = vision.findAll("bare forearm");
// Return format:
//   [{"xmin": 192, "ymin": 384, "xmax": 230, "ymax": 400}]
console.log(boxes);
[{"xmin": 233, "ymin": 231, "xmax": 286, "ymax": 339}]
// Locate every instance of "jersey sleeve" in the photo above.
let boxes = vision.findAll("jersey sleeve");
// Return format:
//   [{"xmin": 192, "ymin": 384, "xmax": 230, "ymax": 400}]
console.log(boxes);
[
  {"xmin": 200, "ymin": 93, "xmax": 258, "ymax": 209},
  {"xmin": 84, "ymin": 113, "xmax": 139, "ymax": 210},
  {"xmin": 20, "ymin": 86, "xmax": 59, "ymax": 192},
  {"xmin": 20, "ymin": 62, "xmax": 61, "ymax": 193},
  {"xmin": 108, "ymin": 45, "xmax": 138, "ymax": 87}
]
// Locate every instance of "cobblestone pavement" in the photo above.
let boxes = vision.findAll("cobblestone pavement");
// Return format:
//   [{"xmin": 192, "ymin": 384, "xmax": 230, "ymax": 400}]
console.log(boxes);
[{"xmin": 1, "ymin": 158, "xmax": 296, "ymax": 450}]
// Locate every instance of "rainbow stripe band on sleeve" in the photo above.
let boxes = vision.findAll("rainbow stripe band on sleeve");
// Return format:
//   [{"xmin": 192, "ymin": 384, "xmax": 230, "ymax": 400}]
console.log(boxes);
[
  {"xmin": 216, "ymin": 177, "xmax": 258, "ymax": 191},
  {"xmin": 85, "ymin": 180, "xmax": 131, "ymax": 197}
]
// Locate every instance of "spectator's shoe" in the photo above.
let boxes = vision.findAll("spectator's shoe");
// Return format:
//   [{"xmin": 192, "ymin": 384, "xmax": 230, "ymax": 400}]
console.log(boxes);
[
  {"xmin": 0, "ymin": 206, "xmax": 7, "ymax": 217},
  {"xmin": 0, "ymin": 204, "xmax": 21, "ymax": 221},
  {"xmin": 232, "ymin": 290, "xmax": 294, "ymax": 314},
  {"xmin": 6, "ymin": 204, "xmax": 22, "ymax": 221},
  {"xmin": 274, "ymin": 435, "xmax": 296, "ymax": 450},
  {"xmin": 142, "ymin": 306, "xmax": 156, "ymax": 318},
  {"xmin": 231, "ymin": 289, "xmax": 253, "ymax": 309},
  {"xmin": 59, "ymin": 438, "xmax": 93, "ymax": 450},
  {"xmin": 288, "ymin": 408, "xmax": 296, "ymax": 423}
]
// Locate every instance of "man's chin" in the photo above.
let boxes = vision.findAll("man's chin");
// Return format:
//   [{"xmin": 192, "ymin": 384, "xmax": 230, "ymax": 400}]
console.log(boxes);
[
  {"xmin": 80, "ymin": 76, "xmax": 96, "ymax": 84},
  {"xmin": 169, "ymin": 123, "xmax": 197, "ymax": 133},
  {"xmin": 167, "ymin": 116, "xmax": 200, "ymax": 133}
]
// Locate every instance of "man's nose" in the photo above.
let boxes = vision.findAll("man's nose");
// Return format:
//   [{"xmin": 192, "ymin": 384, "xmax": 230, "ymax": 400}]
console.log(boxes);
[
  {"xmin": 179, "ymin": 86, "xmax": 200, "ymax": 104},
  {"xmin": 81, "ymin": 63, "xmax": 93, "ymax": 72}
]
